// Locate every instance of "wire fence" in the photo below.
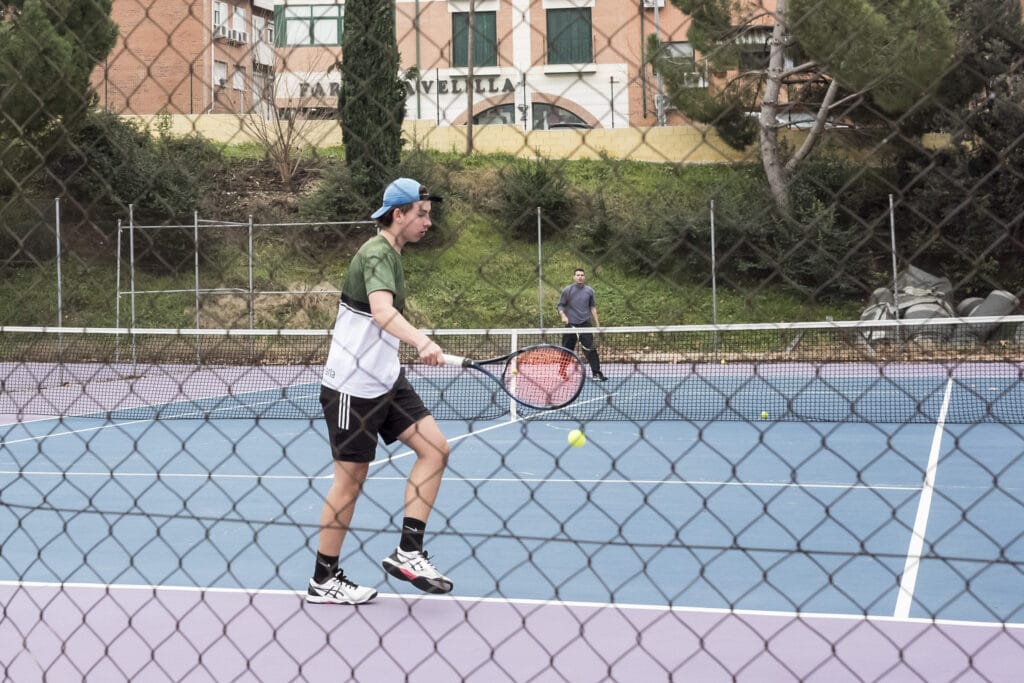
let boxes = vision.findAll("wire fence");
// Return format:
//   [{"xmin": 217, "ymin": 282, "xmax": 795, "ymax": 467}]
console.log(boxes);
[
  {"xmin": 114, "ymin": 209, "xmax": 376, "ymax": 329},
  {"xmin": 2, "ymin": 0, "xmax": 1024, "ymax": 680}
]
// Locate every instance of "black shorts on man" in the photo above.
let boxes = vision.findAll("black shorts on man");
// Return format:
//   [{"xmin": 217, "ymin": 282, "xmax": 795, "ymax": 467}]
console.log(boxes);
[{"xmin": 319, "ymin": 370, "xmax": 430, "ymax": 462}]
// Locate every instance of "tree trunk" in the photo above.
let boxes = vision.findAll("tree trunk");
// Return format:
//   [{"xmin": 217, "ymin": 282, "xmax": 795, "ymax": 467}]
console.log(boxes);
[{"xmin": 760, "ymin": 0, "xmax": 790, "ymax": 211}]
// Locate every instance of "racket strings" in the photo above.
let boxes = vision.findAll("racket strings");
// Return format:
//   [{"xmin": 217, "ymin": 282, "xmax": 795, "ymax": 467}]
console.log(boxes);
[{"xmin": 507, "ymin": 347, "xmax": 585, "ymax": 408}]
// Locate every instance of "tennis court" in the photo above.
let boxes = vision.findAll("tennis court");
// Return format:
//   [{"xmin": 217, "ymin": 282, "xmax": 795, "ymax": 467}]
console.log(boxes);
[{"xmin": 3, "ymin": 322, "xmax": 1024, "ymax": 680}]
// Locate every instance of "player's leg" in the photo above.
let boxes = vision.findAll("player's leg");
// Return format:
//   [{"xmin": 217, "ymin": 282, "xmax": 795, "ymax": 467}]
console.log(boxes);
[
  {"xmin": 578, "ymin": 331, "xmax": 606, "ymax": 380},
  {"xmin": 559, "ymin": 329, "xmax": 580, "ymax": 379},
  {"xmin": 307, "ymin": 459, "xmax": 379, "ymax": 604},
  {"xmin": 307, "ymin": 388, "xmax": 380, "ymax": 604},
  {"xmin": 399, "ymin": 414, "xmax": 450, "ymax": 520},
  {"xmin": 317, "ymin": 459, "xmax": 369, "ymax": 558},
  {"xmin": 381, "ymin": 414, "xmax": 454, "ymax": 594}
]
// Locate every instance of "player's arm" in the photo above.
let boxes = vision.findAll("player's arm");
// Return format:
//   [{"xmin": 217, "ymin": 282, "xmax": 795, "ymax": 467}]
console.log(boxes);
[
  {"xmin": 590, "ymin": 306, "xmax": 600, "ymax": 328},
  {"xmin": 368, "ymin": 289, "xmax": 443, "ymax": 365},
  {"xmin": 556, "ymin": 290, "xmax": 569, "ymax": 324}
]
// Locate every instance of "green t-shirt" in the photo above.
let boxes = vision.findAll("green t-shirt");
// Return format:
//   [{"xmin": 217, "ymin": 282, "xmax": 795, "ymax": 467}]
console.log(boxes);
[
  {"xmin": 343, "ymin": 234, "xmax": 406, "ymax": 313},
  {"xmin": 323, "ymin": 234, "xmax": 407, "ymax": 397}
]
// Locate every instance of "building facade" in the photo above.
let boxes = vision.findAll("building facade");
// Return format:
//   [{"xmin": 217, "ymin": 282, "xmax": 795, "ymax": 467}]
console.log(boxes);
[
  {"xmin": 93, "ymin": 0, "xmax": 760, "ymax": 130},
  {"xmin": 95, "ymin": 1, "xmax": 277, "ymax": 117}
]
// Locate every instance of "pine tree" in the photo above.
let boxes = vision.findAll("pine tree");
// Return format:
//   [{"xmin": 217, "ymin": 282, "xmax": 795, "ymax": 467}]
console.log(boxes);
[
  {"xmin": 0, "ymin": 0, "xmax": 118, "ymax": 139},
  {"xmin": 898, "ymin": 0, "xmax": 1024, "ymax": 294},
  {"xmin": 338, "ymin": 0, "xmax": 406, "ymax": 208},
  {"xmin": 651, "ymin": 0, "xmax": 955, "ymax": 209}
]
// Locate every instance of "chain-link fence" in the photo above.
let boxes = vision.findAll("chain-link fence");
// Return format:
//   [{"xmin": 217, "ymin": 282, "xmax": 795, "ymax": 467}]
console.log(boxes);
[{"xmin": 3, "ymin": 0, "xmax": 1024, "ymax": 680}]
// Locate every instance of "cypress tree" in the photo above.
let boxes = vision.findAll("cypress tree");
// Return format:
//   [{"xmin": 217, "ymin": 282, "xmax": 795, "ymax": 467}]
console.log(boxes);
[{"xmin": 338, "ymin": 0, "xmax": 406, "ymax": 209}]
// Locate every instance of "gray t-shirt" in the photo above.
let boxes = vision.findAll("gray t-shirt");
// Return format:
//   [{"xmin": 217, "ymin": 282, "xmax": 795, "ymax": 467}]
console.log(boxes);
[{"xmin": 557, "ymin": 284, "xmax": 596, "ymax": 325}]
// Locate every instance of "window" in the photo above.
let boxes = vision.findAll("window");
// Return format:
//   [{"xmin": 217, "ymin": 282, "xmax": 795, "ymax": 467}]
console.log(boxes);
[
  {"xmin": 452, "ymin": 12, "xmax": 497, "ymax": 67},
  {"xmin": 274, "ymin": 4, "xmax": 343, "ymax": 47},
  {"xmin": 473, "ymin": 104, "xmax": 516, "ymax": 125},
  {"xmin": 214, "ymin": 60, "xmax": 228, "ymax": 87},
  {"xmin": 665, "ymin": 41, "xmax": 706, "ymax": 88},
  {"xmin": 253, "ymin": 15, "xmax": 266, "ymax": 43},
  {"xmin": 234, "ymin": 65, "xmax": 246, "ymax": 91},
  {"xmin": 233, "ymin": 6, "xmax": 247, "ymax": 32},
  {"xmin": 546, "ymin": 8, "xmax": 592, "ymax": 64},
  {"xmin": 739, "ymin": 44, "xmax": 770, "ymax": 71},
  {"xmin": 213, "ymin": 1, "xmax": 227, "ymax": 27},
  {"xmin": 532, "ymin": 103, "xmax": 588, "ymax": 130},
  {"xmin": 736, "ymin": 27, "xmax": 771, "ymax": 72}
]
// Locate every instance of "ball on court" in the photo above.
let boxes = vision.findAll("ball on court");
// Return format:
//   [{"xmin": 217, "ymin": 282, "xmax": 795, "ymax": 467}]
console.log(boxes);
[
  {"xmin": 760, "ymin": 410, "xmax": 769, "ymax": 419},
  {"xmin": 567, "ymin": 429, "xmax": 587, "ymax": 448}
]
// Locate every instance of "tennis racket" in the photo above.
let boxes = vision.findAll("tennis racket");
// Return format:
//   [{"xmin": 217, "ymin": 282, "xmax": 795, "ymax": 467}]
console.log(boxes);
[
  {"xmin": 575, "ymin": 329, "xmax": 594, "ymax": 352},
  {"xmin": 442, "ymin": 344, "xmax": 586, "ymax": 410}
]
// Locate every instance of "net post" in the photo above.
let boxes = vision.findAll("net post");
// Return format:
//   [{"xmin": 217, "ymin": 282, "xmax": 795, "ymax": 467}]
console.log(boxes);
[
  {"xmin": 710, "ymin": 199, "xmax": 719, "ymax": 354},
  {"xmin": 248, "ymin": 215, "xmax": 255, "ymax": 333},
  {"xmin": 509, "ymin": 331, "xmax": 518, "ymax": 421},
  {"xmin": 194, "ymin": 211, "xmax": 201, "ymax": 333},
  {"xmin": 537, "ymin": 206, "xmax": 543, "ymax": 328},
  {"xmin": 129, "ymin": 204, "xmax": 137, "ymax": 364},
  {"xmin": 115, "ymin": 218, "xmax": 122, "ymax": 362},
  {"xmin": 889, "ymin": 194, "xmax": 900, "ymax": 315},
  {"xmin": 55, "ymin": 197, "xmax": 64, "ymax": 386},
  {"xmin": 115, "ymin": 219, "xmax": 122, "ymax": 330},
  {"xmin": 55, "ymin": 197, "xmax": 62, "ymax": 329}
]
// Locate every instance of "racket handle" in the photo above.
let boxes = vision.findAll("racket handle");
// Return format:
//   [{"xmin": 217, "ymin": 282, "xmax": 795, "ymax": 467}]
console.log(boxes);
[{"xmin": 441, "ymin": 353, "xmax": 469, "ymax": 367}]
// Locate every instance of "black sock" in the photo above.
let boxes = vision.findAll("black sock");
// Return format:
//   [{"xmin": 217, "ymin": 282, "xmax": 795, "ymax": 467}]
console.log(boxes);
[
  {"xmin": 399, "ymin": 517, "xmax": 426, "ymax": 553},
  {"xmin": 313, "ymin": 551, "xmax": 338, "ymax": 583}
]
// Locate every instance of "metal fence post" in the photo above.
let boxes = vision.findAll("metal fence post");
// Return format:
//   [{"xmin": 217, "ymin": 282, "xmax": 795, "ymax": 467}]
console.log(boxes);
[
  {"xmin": 55, "ymin": 197, "xmax": 63, "ymax": 328},
  {"xmin": 248, "ymin": 214, "xmax": 255, "ymax": 331},
  {"xmin": 537, "ymin": 206, "xmax": 543, "ymax": 328}
]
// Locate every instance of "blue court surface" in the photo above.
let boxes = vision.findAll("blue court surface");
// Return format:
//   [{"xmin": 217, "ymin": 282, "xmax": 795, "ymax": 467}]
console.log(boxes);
[
  {"xmin": 3, "ymin": 411, "xmax": 1024, "ymax": 621},
  {"xmin": 3, "ymin": 371, "xmax": 1024, "ymax": 680}
]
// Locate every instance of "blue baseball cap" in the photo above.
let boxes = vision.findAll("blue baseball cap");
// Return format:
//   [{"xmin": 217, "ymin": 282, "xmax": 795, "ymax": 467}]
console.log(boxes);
[{"xmin": 370, "ymin": 178, "xmax": 442, "ymax": 220}]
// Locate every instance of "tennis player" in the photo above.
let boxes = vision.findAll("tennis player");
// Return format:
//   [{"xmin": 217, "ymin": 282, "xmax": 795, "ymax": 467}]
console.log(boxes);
[
  {"xmin": 557, "ymin": 268, "xmax": 607, "ymax": 381},
  {"xmin": 307, "ymin": 178, "xmax": 454, "ymax": 604}
]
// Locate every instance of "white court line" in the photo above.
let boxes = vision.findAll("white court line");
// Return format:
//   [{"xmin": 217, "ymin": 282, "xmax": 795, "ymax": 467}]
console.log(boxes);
[
  {"xmin": 894, "ymin": 377, "xmax": 953, "ymax": 619},
  {"xmin": 0, "ymin": 467, "xmax": 922, "ymax": 492},
  {"xmin": 370, "ymin": 390, "xmax": 619, "ymax": 467},
  {"xmin": 1, "ymin": 390, "xmax": 923, "ymax": 493},
  {"xmin": 0, "ymin": 385, "xmax": 623, "ymax": 449},
  {"xmin": 3, "ymin": 388, "xmax": 927, "ymax": 493},
  {"xmin": 2, "ymin": 578, "xmax": 1021, "ymax": 629},
  {"xmin": 0, "ymin": 393, "xmax": 610, "ymax": 479}
]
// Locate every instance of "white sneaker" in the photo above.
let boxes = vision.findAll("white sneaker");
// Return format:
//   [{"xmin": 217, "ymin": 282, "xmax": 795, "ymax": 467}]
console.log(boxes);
[
  {"xmin": 306, "ymin": 571, "xmax": 377, "ymax": 604},
  {"xmin": 382, "ymin": 548, "xmax": 454, "ymax": 594}
]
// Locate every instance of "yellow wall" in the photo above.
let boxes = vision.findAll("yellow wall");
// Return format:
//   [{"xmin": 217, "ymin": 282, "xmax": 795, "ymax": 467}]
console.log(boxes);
[{"xmin": 122, "ymin": 114, "xmax": 768, "ymax": 163}]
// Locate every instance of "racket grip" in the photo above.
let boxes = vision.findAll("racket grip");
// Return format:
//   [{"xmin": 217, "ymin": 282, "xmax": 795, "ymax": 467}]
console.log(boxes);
[{"xmin": 441, "ymin": 353, "xmax": 469, "ymax": 367}]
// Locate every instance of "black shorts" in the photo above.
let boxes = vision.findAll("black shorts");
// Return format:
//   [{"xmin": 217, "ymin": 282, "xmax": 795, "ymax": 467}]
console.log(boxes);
[{"xmin": 319, "ymin": 370, "xmax": 431, "ymax": 463}]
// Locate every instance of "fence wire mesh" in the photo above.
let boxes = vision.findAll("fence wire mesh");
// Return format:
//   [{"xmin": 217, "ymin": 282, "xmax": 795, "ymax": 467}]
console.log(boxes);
[{"xmin": 2, "ymin": 0, "xmax": 1024, "ymax": 680}]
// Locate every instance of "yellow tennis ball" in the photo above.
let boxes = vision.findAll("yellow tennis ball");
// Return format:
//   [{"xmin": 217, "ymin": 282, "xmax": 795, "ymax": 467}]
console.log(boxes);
[
  {"xmin": 760, "ymin": 411, "xmax": 769, "ymax": 419},
  {"xmin": 567, "ymin": 429, "xmax": 587, "ymax": 448}
]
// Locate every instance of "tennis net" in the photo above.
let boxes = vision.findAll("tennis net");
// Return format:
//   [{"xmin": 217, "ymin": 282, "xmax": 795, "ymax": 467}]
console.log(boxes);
[{"xmin": 2, "ymin": 318, "xmax": 1023, "ymax": 424}]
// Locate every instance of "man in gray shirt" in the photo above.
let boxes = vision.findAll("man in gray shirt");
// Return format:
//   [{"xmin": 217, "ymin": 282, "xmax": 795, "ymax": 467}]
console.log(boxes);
[{"xmin": 557, "ymin": 268, "xmax": 607, "ymax": 381}]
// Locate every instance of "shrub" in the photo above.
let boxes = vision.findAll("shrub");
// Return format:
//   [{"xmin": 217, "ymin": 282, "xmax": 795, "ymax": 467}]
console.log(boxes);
[
  {"xmin": 301, "ymin": 149, "xmax": 453, "ymax": 248},
  {"xmin": 48, "ymin": 111, "xmax": 224, "ymax": 273},
  {"xmin": 492, "ymin": 158, "xmax": 573, "ymax": 240},
  {"xmin": 0, "ymin": 195, "xmax": 56, "ymax": 270},
  {"xmin": 755, "ymin": 156, "xmax": 892, "ymax": 300}
]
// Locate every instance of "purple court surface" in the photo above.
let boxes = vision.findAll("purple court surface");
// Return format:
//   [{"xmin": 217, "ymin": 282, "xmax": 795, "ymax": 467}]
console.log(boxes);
[{"xmin": 3, "ymin": 582, "xmax": 1022, "ymax": 681}]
